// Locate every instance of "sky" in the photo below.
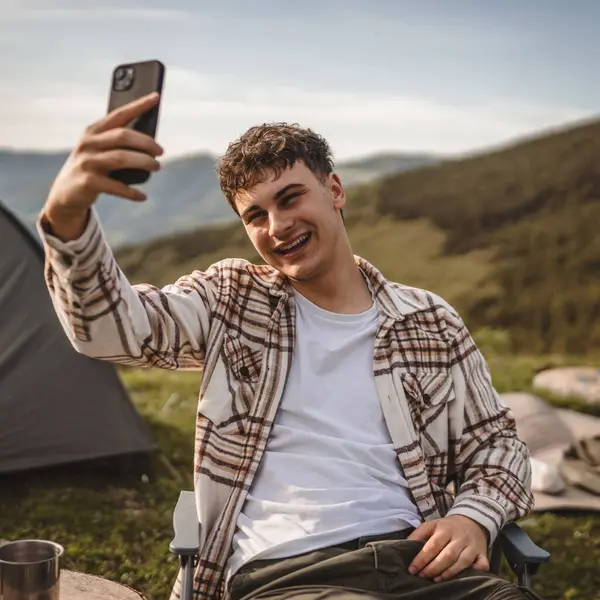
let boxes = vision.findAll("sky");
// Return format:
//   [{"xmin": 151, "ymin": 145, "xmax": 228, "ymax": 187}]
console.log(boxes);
[{"xmin": 0, "ymin": 0, "xmax": 598, "ymax": 162}]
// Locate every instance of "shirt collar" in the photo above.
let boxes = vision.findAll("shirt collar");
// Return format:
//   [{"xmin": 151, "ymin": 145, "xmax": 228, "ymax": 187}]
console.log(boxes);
[{"xmin": 248, "ymin": 256, "xmax": 419, "ymax": 322}]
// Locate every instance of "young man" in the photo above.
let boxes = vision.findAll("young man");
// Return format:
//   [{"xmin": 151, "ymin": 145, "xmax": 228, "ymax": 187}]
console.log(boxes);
[{"xmin": 39, "ymin": 94, "xmax": 538, "ymax": 600}]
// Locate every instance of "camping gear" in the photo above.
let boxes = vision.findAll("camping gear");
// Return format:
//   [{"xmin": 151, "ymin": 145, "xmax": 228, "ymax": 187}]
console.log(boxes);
[
  {"xmin": 558, "ymin": 435, "xmax": 600, "ymax": 496},
  {"xmin": 0, "ymin": 540, "xmax": 63, "ymax": 600},
  {"xmin": 0, "ymin": 201, "xmax": 154, "ymax": 474},
  {"xmin": 500, "ymin": 392, "xmax": 600, "ymax": 512},
  {"xmin": 530, "ymin": 456, "xmax": 565, "ymax": 495}
]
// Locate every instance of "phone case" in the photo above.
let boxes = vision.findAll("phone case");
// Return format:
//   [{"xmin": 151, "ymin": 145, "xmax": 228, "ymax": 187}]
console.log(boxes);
[{"xmin": 107, "ymin": 59, "xmax": 165, "ymax": 185}]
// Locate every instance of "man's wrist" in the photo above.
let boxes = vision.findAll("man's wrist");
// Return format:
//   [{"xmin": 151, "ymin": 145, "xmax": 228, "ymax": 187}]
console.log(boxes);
[
  {"xmin": 42, "ymin": 204, "xmax": 90, "ymax": 242},
  {"xmin": 446, "ymin": 514, "xmax": 490, "ymax": 543}
]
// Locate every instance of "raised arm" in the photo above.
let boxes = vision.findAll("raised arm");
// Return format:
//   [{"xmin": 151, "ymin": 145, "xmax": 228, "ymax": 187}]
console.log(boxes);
[
  {"xmin": 38, "ymin": 92, "xmax": 214, "ymax": 369},
  {"xmin": 39, "ymin": 210, "xmax": 214, "ymax": 370}
]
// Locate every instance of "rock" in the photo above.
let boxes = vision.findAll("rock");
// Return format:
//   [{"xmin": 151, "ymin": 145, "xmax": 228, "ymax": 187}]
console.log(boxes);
[
  {"xmin": 61, "ymin": 570, "xmax": 145, "ymax": 600},
  {"xmin": 533, "ymin": 367, "xmax": 600, "ymax": 405}
]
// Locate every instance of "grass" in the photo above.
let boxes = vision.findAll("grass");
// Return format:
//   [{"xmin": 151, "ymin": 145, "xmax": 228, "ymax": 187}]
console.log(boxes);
[
  {"xmin": 346, "ymin": 217, "xmax": 496, "ymax": 311},
  {"xmin": 0, "ymin": 369, "xmax": 201, "ymax": 599},
  {"xmin": 0, "ymin": 351, "xmax": 599, "ymax": 599}
]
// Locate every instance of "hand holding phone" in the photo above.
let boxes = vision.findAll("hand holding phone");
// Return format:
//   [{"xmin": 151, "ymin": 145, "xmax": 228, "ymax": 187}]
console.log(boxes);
[{"xmin": 44, "ymin": 61, "xmax": 166, "ymax": 241}]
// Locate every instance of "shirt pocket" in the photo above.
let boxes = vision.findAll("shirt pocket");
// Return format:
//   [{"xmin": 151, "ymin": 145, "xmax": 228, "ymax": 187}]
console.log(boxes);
[
  {"xmin": 223, "ymin": 334, "xmax": 263, "ymax": 383},
  {"xmin": 198, "ymin": 334, "xmax": 264, "ymax": 434},
  {"xmin": 401, "ymin": 370, "xmax": 453, "ymax": 483}
]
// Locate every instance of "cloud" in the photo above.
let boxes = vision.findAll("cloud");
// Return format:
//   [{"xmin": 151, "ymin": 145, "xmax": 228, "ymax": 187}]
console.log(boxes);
[
  {"xmin": 0, "ymin": 67, "xmax": 593, "ymax": 161},
  {"xmin": 157, "ymin": 71, "xmax": 592, "ymax": 159}
]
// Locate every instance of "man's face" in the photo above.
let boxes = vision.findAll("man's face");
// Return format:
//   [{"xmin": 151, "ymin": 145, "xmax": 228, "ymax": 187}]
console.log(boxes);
[{"xmin": 233, "ymin": 161, "xmax": 347, "ymax": 282}]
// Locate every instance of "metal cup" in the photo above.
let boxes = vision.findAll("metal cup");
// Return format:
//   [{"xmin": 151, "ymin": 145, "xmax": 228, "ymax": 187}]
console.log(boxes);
[{"xmin": 0, "ymin": 540, "xmax": 64, "ymax": 600}]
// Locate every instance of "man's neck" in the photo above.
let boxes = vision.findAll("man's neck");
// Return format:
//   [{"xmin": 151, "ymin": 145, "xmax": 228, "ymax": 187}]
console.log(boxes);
[{"xmin": 290, "ymin": 257, "xmax": 373, "ymax": 315}]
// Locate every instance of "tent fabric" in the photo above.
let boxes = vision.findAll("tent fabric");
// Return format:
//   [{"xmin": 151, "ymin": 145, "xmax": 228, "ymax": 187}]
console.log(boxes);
[{"xmin": 0, "ymin": 201, "xmax": 154, "ymax": 474}]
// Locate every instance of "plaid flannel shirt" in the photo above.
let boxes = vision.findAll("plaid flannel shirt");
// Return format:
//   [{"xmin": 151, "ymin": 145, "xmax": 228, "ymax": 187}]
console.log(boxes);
[{"xmin": 38, "ymin": 210, "xmax": 533, "ymax": 600}]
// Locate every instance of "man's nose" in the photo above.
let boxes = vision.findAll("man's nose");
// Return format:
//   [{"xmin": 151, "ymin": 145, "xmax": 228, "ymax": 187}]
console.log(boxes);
[{"xmin": 269, "ymin": 212, "xmax": 293, "ymax": 238}]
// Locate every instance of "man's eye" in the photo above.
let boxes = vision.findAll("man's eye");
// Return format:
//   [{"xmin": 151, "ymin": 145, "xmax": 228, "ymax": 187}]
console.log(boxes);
[
  {"xmin": 281, "ymin": 193, "xmax": 301, "ymax": 206},
  {"xmin": 247, "ymin": 211, "xmax": 266, "ymax": 224}
]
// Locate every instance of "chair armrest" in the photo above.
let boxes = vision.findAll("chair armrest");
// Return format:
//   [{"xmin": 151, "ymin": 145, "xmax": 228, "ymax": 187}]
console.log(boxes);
[
  {"xmin": 169, "ymin": 490, "xmax": 201, "ymax": 556},
  {"xmin": 499, "ymin": 522, "xmax": 550, "ymax": 568}
]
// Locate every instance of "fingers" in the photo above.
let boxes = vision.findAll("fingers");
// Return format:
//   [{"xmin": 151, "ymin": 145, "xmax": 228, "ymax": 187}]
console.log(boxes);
[
  {"xmin": 433, "ymin": 551, "xmax": 489, "ymax": 583},
  {"xmin": 79, "ymin": 149, "xmax": 161, "ymax": 176},
  {"xmin": 471, "ymin": 554, "xmax": 490, "ymax": 572},
  {"xmin": 406, "ymin": 517, "xmax": 490, "ymax": 584},
  {"xmin": 80, "ymin": 172, "xmax": 147, "ymax": 202},
  {"xmin": 408, "ymin": 528, "xmax": 451, "ymax": 575},
  {"xmin": 44, "ymin": 96, "xmax": 163, "ymax": 218},
  {"xmin": 88, "ymin": 92, "xmax": 160, "ymax": 134},
  {"xmin": 406, "ymin": 521, "xmax": 436, "ymax": 542},
  {"xmin": 425, "ymin": 544, "xmax": 473, "ymax": 582},
  {"xmin": 81, "ymin": 127, "xmax": 164, "ymax": 157}
]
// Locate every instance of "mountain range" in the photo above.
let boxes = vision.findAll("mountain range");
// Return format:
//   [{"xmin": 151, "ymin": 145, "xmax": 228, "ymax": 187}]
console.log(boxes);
[{"xmin": 0, "ymin": 149, "xmax": 436, "ymax": 247}]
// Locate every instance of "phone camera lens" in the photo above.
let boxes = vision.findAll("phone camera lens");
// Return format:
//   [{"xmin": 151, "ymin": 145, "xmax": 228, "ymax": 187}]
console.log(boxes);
[{"xmin": 113, "ymin": 66, "xmax": 135, "ymax": 91}]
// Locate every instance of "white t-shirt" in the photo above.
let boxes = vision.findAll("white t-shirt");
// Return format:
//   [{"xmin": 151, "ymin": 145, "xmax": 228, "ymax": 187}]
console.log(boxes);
[{"xmin": 226, "ymin": 290, "xmax": 421, "ymax": 580}]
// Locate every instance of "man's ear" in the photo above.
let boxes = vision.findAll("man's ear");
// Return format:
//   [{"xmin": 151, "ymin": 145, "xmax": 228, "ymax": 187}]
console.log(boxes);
[{"xmin": 329, "ymin": 173, "xmax": 346, "ymax": 210}]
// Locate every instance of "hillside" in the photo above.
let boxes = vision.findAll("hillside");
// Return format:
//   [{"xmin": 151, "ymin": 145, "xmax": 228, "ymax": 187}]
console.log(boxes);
[
  {"xmin": 0, "ymin": 149, "xmax": 436, "ymax": 247},
  {"xmin": 372, "ymin": 118, "xmax": 600, "ymax": 354},
  {"xmin": 116, "ymin": 118, "xmax": 600, "ymax": 354}
]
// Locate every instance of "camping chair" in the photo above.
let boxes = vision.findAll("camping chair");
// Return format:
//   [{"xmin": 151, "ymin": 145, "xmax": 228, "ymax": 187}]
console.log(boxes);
[{"xmin": 169, "ymin": 491, "xmax": 550, "ymax": 600}]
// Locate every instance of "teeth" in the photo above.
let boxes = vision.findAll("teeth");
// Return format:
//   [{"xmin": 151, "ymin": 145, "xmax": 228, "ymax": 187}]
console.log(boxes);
[{"xmin": 279, "ymin": 234, "xmax": 309, "ymax": 252}]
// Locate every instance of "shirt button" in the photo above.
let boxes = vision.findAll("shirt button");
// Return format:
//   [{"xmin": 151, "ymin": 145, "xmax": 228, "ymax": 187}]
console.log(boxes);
[{"xmin": 239, "ymin": 366, "xmax": 250, "ymax": 378}]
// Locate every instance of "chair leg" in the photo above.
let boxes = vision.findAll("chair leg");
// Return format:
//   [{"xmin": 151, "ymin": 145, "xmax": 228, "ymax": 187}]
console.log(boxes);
[
  {"xmin": 180, "ymin": 555, "xmax": 196, "ymax": 600},
  {"xmin": 518, "ymin": 564, "xmax": 533, "ymax": 590}
]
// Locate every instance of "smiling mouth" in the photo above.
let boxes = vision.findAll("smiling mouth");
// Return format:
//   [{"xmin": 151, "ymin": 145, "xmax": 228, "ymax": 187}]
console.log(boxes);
[{"xmin": 273, "ymin": 233, "xmax": 311, "ymax": 256}]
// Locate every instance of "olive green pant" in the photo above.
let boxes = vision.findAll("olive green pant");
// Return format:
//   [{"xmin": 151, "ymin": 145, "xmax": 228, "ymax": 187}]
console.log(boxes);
[{"xmin": 226, "ymin": 531, "xmax": 543, "ymax": 600}]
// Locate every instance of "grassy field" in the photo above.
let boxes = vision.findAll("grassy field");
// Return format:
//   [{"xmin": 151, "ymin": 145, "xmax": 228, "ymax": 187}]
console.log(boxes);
[{"xmin": 0, "ymin": 339, "xmax": 599, "ymax": 599}]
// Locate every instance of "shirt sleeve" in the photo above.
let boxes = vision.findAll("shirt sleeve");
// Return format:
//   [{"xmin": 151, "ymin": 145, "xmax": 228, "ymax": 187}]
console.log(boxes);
[
  {"xmin": 37, "ymin": 208, "xmax": 216, "ymax": 370},
  {"xmin": 444, "ymin": 321, "xmax": 534, "ymax": 543}
]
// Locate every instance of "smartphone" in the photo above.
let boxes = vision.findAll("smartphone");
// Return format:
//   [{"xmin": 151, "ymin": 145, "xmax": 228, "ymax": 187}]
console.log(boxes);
[{"xmin": 107, "ymin": 59, "xmax": 165, "ymax": 185}]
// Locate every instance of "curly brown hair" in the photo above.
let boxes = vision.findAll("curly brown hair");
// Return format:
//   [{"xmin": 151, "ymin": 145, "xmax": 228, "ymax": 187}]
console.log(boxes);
[{"xmin": 217, "ymin": 122, "xmax": 335, "ymax": 213}]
